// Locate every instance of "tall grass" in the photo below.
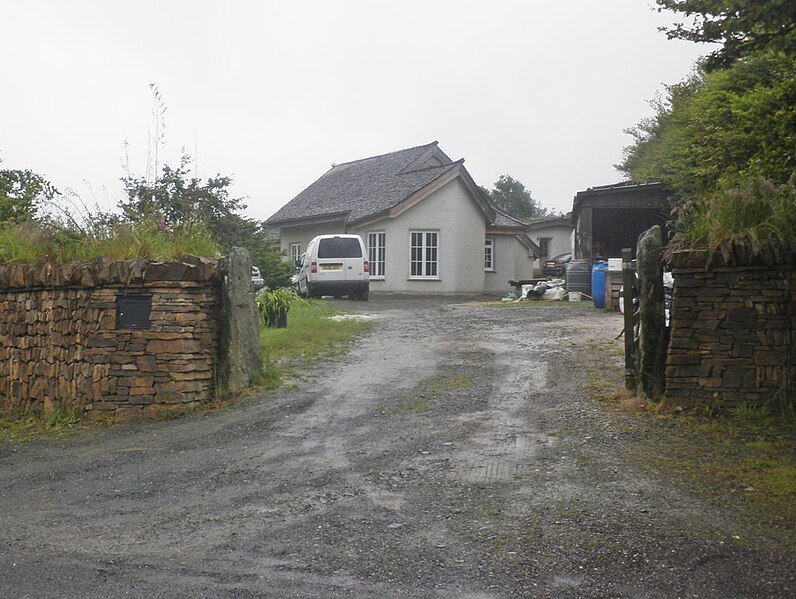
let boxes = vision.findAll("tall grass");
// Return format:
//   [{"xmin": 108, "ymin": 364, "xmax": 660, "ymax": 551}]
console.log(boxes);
[
  {"xmin": 676, "ymin": 176, "xmax": 796, "ymax": 250},
  {"xmin": 0, "ymin": 219, "xmax": 219, "ymax": 264}
]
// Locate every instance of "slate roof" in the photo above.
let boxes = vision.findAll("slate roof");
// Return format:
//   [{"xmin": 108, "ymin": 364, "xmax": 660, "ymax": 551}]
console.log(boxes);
[
  {"xmin": 266, "ymin": 142, "xmax": 495, "ymax": 227},
  {"xmin": 490, "ymin": 209, "xmax": 528, "ymax": 228},
  {"xmin": 525, "ymin": 213, "xmax": 573, "ymax": 231}
]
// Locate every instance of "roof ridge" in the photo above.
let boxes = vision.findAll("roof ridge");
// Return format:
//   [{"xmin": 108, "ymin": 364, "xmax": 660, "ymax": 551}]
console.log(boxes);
[
  {"xmin": 330, "ymin": 141, "xmax": 439, "ymax": 169},
  {"xmin": 398, "ymin": 158, "xmax": 463, "ymax": 175}
]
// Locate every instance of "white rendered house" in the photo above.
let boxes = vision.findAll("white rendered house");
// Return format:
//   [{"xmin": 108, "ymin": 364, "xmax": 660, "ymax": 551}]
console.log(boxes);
[{"xmin": 266, "ymin": 142, "xmax": 541, "ymax": 295}]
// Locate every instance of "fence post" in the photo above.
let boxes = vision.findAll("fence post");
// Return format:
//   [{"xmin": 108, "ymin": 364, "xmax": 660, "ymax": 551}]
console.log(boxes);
[{"xmin": 622, "ymin": 247, "xmax": 636, "ymax": 391}]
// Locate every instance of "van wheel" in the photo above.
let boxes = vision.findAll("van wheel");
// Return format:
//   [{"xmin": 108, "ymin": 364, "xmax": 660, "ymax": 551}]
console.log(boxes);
[
  {"xmin": 357, "ymin": 288, "xmax": 369, "ymax": 301},
  {"xmin": 306, "ymin": 283, "xmax": 315, "ymax": 299}
]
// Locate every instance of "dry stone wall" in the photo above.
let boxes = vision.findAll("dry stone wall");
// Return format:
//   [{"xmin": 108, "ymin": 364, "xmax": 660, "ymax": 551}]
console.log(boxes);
[
  {"xmin": 0, "ymin": 257, "xmax": 220, "ymax": 420},
  {"xmin": 665, "ymin": 244, "xmax": 795, "ymax": 411}
]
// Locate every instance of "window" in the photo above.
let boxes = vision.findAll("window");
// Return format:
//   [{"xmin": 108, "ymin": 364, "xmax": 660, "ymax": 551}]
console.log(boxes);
[
  {"xmin": 410, "ymin": 231, "xmax": 438, "ymax": 278},
  {"xmin": 538, "ymin": 237, "xmax": 551, "ymax": 258},
  {"xmin": 289, "ymin": 243, "xmax": 301, "ymax": 264},
  {"xmin": 317, "ymin": 237, "xmax": 362, "ymax": 258},
  {"xmin": 484, "ymin": 238, "xmax": 494, "ymax": 271},
  {"xmin": 368, "ymin": 232, "xmax": 386, "ymax": 279}
]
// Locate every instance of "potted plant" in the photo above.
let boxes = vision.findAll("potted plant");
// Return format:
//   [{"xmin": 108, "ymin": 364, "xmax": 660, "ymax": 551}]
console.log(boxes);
[{"xmin": 255, "ymin": 287, "xmax": 299, "ymax": 328}]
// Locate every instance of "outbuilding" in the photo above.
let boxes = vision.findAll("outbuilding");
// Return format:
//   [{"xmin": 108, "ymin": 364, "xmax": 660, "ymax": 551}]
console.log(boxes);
[{"xmin": 571, "ymin": 182, "xmax": 670, "ymax": 261}]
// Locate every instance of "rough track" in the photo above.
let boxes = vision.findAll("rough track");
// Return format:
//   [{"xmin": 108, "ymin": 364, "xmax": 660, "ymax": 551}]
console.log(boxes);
[{"xmin": 1, "ymin": 297, "xmax": 793, "ymax": 598}]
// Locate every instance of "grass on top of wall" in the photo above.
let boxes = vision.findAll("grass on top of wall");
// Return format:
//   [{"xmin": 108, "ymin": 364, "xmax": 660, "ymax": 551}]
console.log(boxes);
[
  {"xmin": 259, "ymin": 299, "xmax": 374, "ymax": 388},
  {"xmin": 0, "ymin": 220, "xmax": 219, "ymax": 264},
  {"xmin": 675, "ymin": 177, "xmax": 796, "ymax": 251}
]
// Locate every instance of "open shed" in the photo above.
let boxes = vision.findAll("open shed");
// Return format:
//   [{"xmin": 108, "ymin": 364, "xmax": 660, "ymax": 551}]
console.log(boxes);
[{"xmin": 571, "ymin": 182, "xmax": 670, "ymax": 261}]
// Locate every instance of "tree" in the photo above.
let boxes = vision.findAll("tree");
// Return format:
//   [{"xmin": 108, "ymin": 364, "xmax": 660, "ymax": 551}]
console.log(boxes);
[
  {"xmin": 655, "ymin": 0, "xmax": 796, "ymax": 71},
  {"xmin": 120, "ymin": 154, "xmax": 244, "ymax": 231},
  {"xmin": 0, "ymin": 166, "xmax": 58, "ymax": 224},
  {"xmin": 483, "ymin": 175, "xmax": 548, "ymax": 222},
  {"xmin": 120, "ymin": 156, "xmax": 293, "ymax": 286},
  {"xmin": 618, "ymin": 50, "xmax": 796, "ymax": 197}
]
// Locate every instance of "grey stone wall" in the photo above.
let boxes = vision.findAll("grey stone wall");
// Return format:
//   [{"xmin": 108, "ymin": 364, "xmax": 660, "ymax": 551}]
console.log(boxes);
[
  {"xmin": 665, "ymin": 243, "xmax": 795, "ymax": 411},
  {"xmin": 0, "ymin": 252, "xmax": 260, "ymax": 421}
]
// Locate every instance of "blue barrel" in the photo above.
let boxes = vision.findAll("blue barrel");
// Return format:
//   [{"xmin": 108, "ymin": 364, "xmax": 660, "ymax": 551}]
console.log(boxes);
[{"xmin": 591, "ymin": 262, "xmax": 608, "ymax": 308}]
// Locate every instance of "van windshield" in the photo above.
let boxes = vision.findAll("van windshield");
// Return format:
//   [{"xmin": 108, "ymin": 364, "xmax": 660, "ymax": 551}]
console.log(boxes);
[{"xmin": 317, "ymin": 238, "xmax": 362, "ymax": 258}]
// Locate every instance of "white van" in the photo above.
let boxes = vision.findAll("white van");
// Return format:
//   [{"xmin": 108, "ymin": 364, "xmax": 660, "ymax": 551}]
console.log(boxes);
[{"xmin": 296, "ymin": 234, "xmax": 370, "ymax": 300}]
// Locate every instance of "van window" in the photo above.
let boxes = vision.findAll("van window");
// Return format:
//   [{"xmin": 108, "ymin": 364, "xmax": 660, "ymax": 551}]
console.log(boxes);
[{"xmin": 317, "ymin": 237, "xmax": 362, "ymax": 258}]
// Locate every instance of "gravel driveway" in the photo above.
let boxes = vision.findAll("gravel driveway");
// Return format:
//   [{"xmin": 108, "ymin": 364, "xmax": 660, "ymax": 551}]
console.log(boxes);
[{"xmin": 1, "ymin": 296, "xmax": 793, "ymax": 598}]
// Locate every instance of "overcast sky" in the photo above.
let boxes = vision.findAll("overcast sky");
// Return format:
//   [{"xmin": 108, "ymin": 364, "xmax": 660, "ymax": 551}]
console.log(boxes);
[{"xmin": 1, "ymin": 1, "xmax": 711, "ymax": 221}]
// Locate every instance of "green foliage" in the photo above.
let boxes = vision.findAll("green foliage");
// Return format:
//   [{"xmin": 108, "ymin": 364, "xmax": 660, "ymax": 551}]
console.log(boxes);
[
  {"xmin": 675, "ymin": 177, "xmax": 796, "ymax": 250},
  {"xmin": 0, "ymin": 167, "xmax": 58, "ymax": 224},
  {"xmin": 620, "ymin": 50, "xmax": 796, "ymax": 250},
  {"xmin": 258, "ymin": 238, "xmax": 294, "ymax": 288},
  {"xmin": 255, "ymin": 287, "xmax": 302, "ymax": 325},
  {"xmin": 483, "ymin": 174, "xmax": 548, "ymax": 222},
  {"xmin": 0, "ymin": 403, "xmax": 86, "ymax": 441},
  {"xmin": 120, "ymin": 155, "xmax": 290, "ymax": 286},
  {"xmin": 120, "ymin": 154, "xmax": 244, "ymax": 231},
  {"xmin": 258, "ymin": 300, "xmax": 373, "ymax": 387},
  {"xmin": 655, "ymin": 0, "xmax": 796, "ymax": 71},
  {"xmin": 0, "ymin": 218, "xmax": 219, "ymax": 264},
  {"xmin": 620, "ymin": 51, "xmax": 796, "ymax": 199}
]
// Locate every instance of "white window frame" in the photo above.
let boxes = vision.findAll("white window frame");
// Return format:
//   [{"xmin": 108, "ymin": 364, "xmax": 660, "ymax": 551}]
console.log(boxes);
[
  {"xmin": 289, "ymin": 243, "xmax": 301, "ymax": 264},
  {"xmin": 484, "ymin": 237, "xmax": 494, "ymax": 271},
  {"xmin": 409, "ymin": 230, "xmax": 439, "ymax": 279},
  {"xmin": 367, "ymin": 232, "xmax": 386, "ymax": 279}
]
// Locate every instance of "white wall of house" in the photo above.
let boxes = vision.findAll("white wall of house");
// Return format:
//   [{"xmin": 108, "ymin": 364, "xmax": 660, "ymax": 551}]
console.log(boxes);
[
  {"xmin": 278, "ymin": 219, "xmax": 347, "ymax": 262},
  {"xmin": 275, "ymin": 178, "xmax": 536, "ymax": 294},
  {"xmin": 484, "ymin": 234, "xmax": 534, "ymax": 294},
  {"xmin": 529, "ymin": 224, "xmax": 574, "ymax": 274},
  {"xmin": 350, "ymin": 177, "xmax": 486, "ymax": 293}
]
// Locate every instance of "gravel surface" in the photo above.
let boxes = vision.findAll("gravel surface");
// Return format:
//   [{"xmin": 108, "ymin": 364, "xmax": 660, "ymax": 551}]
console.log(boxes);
[{"xmin": 1, "ymin": 296, "xmax": 793, "ymax": 598}]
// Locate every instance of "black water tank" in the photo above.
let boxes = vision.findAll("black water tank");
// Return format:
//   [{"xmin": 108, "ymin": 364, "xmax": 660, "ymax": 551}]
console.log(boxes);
[{"xmin": 566, "ymin": 260, "xmax": 591, "ymax": 295}]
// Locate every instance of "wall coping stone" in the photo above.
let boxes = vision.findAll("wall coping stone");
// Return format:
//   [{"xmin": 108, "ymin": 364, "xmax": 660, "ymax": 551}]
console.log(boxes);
[{"xmin": 670, "ymin": 238, "xmax": 796, "ymax": 271}]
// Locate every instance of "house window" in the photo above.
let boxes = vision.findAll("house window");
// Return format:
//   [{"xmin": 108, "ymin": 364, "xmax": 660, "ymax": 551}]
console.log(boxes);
[
  {"xmin": 538, "ymin": 237, "xmax": 551, "ymax": 258},
  {"xmin": 484, "ymin": 238, "xmax": 494, "ymax": 271},
  {"xmin": 367, "ymin": 232, "xmax": 386, "ymax": 279},
  {"xmin": 289, "ymin": 243, "xmax": 301, "ymax": 264},
  {"xmin": 410, "ymin": 231, "xmax": 438, "ymax": 278}
]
